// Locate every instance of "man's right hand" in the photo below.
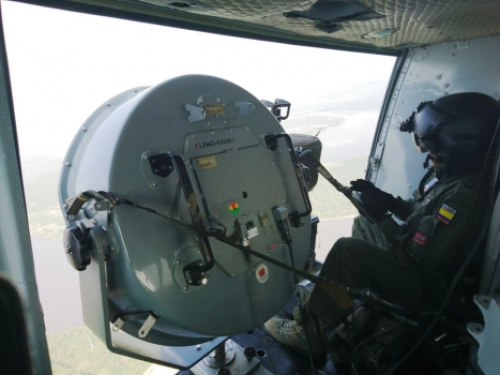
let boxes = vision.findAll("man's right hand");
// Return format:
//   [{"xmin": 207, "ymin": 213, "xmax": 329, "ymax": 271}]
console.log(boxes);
[{"xmin": 350, "ymin": 179, "xmax": 397, "ymax": 212}]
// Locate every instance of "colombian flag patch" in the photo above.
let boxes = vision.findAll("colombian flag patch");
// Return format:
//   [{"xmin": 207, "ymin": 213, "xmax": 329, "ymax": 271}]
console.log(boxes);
[{"xmin": 436, "ymin": 203, "xmax": 456, "ymax": 225}]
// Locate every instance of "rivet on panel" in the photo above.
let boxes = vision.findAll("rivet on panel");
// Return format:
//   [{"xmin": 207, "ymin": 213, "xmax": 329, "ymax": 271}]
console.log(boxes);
[{"xmin": 64, "ymin": 162, "xmax": 71, "ymax": 166}]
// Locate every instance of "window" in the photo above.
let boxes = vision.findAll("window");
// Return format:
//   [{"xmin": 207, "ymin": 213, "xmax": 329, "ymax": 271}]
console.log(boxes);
[{"xmin": 3, "ymin": 1, "xmax": 395, "ymax": 373}]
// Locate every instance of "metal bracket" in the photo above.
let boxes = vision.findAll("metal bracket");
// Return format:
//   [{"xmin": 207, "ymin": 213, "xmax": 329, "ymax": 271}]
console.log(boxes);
[
  {"xmin": 185, "ymin": 104, "xmax": 206, "ymax": 123},
  {"xmin": 94, "ymin": 200, "xmax": 110, "ymax": 211},
  {"xmin": 138, "ymin": 314, "xmax": 158, "ymax": 338},
  {"xmin": 234, "ymin": 102, "xmax": 255, "ymax": 118}
]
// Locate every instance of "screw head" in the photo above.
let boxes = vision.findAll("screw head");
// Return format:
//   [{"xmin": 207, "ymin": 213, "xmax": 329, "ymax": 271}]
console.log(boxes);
[{"xmin": 183, "ymin": 286, "xmax": 189, "ymax": 291}]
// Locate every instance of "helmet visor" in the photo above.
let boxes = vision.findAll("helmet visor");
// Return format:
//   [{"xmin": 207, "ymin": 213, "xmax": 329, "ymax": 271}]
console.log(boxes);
[{"xmin": 401, "ymin": 101, "xmax": 453, "ymax": 153}]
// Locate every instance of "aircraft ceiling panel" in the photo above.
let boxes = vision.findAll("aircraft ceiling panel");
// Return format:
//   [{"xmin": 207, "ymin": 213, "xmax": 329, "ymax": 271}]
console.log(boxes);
[
  {"xmin": 19, "ymin": 0, "xmax": 500, "ymax": 53},
  {"xmin": 129, "ymin": 0, "xmax": 500, "ymax": 49}
]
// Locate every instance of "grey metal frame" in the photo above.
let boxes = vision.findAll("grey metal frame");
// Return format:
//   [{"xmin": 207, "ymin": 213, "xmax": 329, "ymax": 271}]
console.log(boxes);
[{"xmin": 0, "ymin": 4, "xmax": 51, "ymax": 374}]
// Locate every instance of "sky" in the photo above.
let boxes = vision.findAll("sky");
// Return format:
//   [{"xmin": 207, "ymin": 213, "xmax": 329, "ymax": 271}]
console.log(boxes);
[{"xmin": 2, "ymin": 1, "xmax": 396, "ymax": 159}]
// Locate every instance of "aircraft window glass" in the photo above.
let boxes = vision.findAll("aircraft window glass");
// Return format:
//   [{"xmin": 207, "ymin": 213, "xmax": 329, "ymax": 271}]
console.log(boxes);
[{"xmin": 2, "ymin": 1, "xmax": 395, "ymax": 373}]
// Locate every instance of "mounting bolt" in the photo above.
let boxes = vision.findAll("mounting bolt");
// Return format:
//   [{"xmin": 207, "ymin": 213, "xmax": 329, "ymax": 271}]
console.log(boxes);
[
  {"xmin": 196, "ymin": 344, "xmax": 201, "ymax": 350},
  {"xmin": 183, "ymin": 286, "xmax": 189, "ymax": 291}
]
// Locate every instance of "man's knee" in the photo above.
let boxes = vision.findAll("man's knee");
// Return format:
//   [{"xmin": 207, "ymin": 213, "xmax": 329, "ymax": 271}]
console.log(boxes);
[{"xmin": 325, "ymin": 237, "xmax": 358, "ymax": 265}]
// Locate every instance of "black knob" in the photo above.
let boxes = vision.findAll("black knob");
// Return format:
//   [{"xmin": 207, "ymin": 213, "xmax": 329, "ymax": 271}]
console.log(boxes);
[
  {"xmin": 243, "ymin": 346, "xmax": 256, "ymax": 361},
  {"xmin": 63, "ymin": 226, "xmax": 91, "ymax": 271}
]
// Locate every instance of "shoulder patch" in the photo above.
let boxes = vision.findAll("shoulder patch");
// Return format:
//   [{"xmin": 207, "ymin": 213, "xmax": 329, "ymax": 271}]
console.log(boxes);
[
  {"xmin": 413, "ymin": 231, "xmax": 428, "ymax": 246},
  {"xmin": 436, "ymin": 203, "xmax": 456, "ymax": 225}
]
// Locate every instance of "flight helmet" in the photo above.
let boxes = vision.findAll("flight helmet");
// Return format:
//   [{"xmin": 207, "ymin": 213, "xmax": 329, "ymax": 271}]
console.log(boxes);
[{"xmin": 400, "ymin": 92, "xmax": 500, "ymax": 177}]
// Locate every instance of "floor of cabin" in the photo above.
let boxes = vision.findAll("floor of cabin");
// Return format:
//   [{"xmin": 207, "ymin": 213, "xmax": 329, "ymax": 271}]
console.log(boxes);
[{"xmin": 177, "ymin": 284, "xmax": 342, "ymax": 375}]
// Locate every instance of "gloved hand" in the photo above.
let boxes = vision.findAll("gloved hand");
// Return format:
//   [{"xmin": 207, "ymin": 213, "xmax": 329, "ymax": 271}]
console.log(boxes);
[
  {"xmin": 357, "ymin": 192, "xmax": 393, "ymax": 222},
  {"xmin": 350, "ymin": 179, "xmax": 397, "ymax": 213}
]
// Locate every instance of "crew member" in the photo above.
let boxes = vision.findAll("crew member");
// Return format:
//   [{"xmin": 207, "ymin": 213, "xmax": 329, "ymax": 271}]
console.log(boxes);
[{"xmin": 265, "ymin": 92, "xmax": 500, "ymax": 359}]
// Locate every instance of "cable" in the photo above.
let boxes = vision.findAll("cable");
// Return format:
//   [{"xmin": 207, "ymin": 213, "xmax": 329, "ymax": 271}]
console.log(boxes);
[
  {"xmin": 386, "ymin": 117, "xmax": 500, "ymax": 374},
  {"xmin": 286, "ymin": 242, "xmax": 318, "ymax": 375},
  {"xmin": 350, "ymin": 278, "xmax": 424, "ymax": 375}
]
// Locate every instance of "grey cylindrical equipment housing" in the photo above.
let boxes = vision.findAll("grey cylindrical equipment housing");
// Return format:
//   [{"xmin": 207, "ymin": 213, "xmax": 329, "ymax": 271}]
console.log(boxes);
[{"xmin": 60, "ymin": 75, "xmax": 312, "ymax": 345}]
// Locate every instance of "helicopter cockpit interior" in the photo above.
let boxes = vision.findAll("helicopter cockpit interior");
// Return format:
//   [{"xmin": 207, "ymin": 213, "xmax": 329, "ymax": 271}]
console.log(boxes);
[{"xmin": 2, "ymin": 1, "xmax": 500, "ymax": 375}]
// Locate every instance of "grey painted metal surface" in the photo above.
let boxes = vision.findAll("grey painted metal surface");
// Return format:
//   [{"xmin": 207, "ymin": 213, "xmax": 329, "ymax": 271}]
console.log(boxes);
[
  {"xmin": 59, "ymin": 75, "xmax": 312, "ymax": 363},
  {"xmin": 80, "ymin": 226, "xmax": 225, "ymax": 368},
  {"xmin": 467, "ymin": 296, "xmax": 500, "ymax": 375},
  {"xmin": 0, "ymin": 7, "xmax": 51, "ymax": 374},
  {"xmin": 371, "ymin": 35, "xmax": 500, "ymax": 198}
]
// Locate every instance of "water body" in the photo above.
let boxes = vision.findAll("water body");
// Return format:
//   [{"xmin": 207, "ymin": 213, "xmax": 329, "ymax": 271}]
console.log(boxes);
[
  {"xmin": 31, "ymin": 237, "xmax": 83, "ymax": 333},
  {"xmin": 31, "ymin": 216, "xmax": 354, "ymax": 333}
]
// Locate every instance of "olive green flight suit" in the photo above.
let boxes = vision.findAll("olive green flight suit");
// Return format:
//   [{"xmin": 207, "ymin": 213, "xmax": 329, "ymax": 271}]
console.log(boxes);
[{"xmin": 307, "ymin": 172, "xmax": 481, "ymax": 327}]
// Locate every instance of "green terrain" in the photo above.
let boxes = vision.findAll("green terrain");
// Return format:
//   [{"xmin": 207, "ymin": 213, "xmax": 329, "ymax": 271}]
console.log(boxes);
[{"xmin": 48, "ymin": 327, "xmax": 151, "ymax": 375}]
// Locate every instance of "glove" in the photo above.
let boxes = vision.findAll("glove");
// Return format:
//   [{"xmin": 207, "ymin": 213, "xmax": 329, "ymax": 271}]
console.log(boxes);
[
  {"xmin": 350, "ymin": 179, "xmax": 397, "ymax": 212},
  {"xmin": 357, "ymin": 192, "xmax": 392, "ymax": 222}
]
